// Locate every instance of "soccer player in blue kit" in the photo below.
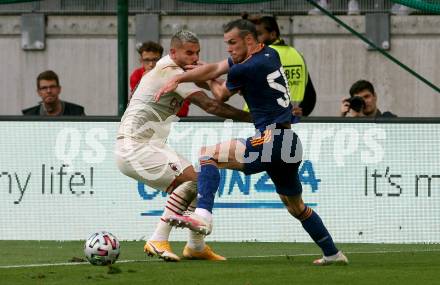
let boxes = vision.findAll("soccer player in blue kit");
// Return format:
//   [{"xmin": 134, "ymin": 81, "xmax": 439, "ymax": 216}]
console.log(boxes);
[{"xmin": 155, "ymin": 19, "xmax": 348, "ymax": 265}]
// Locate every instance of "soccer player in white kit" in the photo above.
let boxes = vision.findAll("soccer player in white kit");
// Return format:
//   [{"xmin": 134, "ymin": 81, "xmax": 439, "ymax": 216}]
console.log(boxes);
[{"xmin": 115, "ymin": 30, "xmax": 251, "ymax": 261}]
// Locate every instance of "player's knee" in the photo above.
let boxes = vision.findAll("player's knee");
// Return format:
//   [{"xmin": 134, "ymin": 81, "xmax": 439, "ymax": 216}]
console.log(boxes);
[
  {"xmin": 200, "ymin": 146, "xmax": 207, "ymax": 155},
  {"xmin": 173, "ymin": 181, "xmax": 197, "ymax": 200},
  {"xmin": 199, "ymin": 148, "xmax": 218, "ymax": 161},
  {"xmin": 200, "ymin": 146, "xmax": 213, "ymax": 157},
  {"xmin": 282, "ymin": 196, "xmax": 305, "ymax": 218},
  {"xmin": 180, "ymin": 165, "xmax": 197, "ymax": 182},
  {"xmin": 288, "ymin": 207, "xmax": 303, "ymax": 218}
]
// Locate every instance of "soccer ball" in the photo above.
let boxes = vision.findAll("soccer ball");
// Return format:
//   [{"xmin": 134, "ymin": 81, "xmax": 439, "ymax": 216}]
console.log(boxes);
[{"xmin": 84, "ymin": 231, "xmax": 120, "ymax": 265}]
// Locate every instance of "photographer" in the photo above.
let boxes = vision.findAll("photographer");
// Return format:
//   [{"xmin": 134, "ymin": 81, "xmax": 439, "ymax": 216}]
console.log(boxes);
[{"xmin": 340, "ymin": 80, "xmax": 397, "ymax": 118}]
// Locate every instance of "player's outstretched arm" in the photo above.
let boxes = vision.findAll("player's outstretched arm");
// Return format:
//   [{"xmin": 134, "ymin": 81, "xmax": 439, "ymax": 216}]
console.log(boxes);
[
  {"xmin": 155, "ymin": 60, "xmax": 229, "ymax": 101},
  {"xmin": 189, "ymin": 91, "xmax": 252, "ymax": 123},
  {"xmin": 194, "ymin": 81, "xmax": 211, "ymax": 90},
  {"xmin": 187, "ymin": 61, "xmax": 211, "ymax": 91},
  {"xmin": 209, "ymin": 79, "xmax": 234, "ymax": 102},
  {"xmin": 182, "ymin": 59, "xmax": 229, "ymax": 83}
]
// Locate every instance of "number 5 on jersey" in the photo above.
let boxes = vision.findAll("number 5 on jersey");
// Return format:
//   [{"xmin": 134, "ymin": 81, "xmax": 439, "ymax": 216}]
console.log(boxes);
[{"xmin": 267, "ymin": 67, "xmax": 291, "ymax": 108}]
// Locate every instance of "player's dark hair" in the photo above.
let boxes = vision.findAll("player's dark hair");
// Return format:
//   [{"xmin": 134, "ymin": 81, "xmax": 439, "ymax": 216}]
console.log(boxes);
[
  {"xmin": 223, "ymin": 19, "xmax": 258, "ymax": 40},
  {"xmin": 258, "ymin": 16, "xmax": 280, "ymax": 38},
  {"xmin": 37, "ymin": 70, "xmax": 59, "ymax": 88},
  {"xmin": 137, "ymin": 41, "xmax": 163, "ymax": 56},
  {"xmin": 349, "ymin": 80, "xmax": 375, "ymax": 97},
  {"xmin": 242, "ymin": 15, "xmax": 280, "ymax": 39}
]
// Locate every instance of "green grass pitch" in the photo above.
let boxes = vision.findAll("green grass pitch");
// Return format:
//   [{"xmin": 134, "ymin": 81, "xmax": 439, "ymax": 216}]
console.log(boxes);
[{"xmin": 1, "ymin": 241, "xmax": 439, "ymax": 285}]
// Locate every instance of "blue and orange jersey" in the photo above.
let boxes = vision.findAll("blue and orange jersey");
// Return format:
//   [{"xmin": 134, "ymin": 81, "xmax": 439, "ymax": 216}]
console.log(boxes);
[{"xmin": 226, "ymin": 45, "xmax": 294, "ymax": 131}]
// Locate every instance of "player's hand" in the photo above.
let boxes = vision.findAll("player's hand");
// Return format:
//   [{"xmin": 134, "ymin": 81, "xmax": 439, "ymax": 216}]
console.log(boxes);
[
  {"xmin": 184, "ymin": 60, "xmax": 206, "ymax": 71},
  {"xmin": 209, "ymin": 79, "xmax": 230, "ymax": 102},
  {"xmin": 154, "ymin": 78, "xmax": 179, "ymax": 102},
  {"xmin": 340, "ymin": 98, "xmax": 350, "ymax": 117},
  {"xmin": 346, "ymin": 109, "xmax": 364, "ymax": 117},
  {"xmin": 292, "ymin": 107, "xmax": 303, "ymax": 117}
]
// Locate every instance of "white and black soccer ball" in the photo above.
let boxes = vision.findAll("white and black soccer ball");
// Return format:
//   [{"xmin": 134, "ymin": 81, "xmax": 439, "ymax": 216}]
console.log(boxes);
[{"xmin": 84, "ymin": 231, "xmax": 120, "ymax": 265}]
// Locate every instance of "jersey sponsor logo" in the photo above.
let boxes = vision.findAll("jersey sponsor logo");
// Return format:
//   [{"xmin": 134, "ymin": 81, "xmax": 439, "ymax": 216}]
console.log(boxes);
[
  {"xmin": 169, "ymin": 97, "xmax": 182, "ymax": 113},
  {"xmin": 168, "ymin": 162, "xmax": 179, "ymax": 173}
]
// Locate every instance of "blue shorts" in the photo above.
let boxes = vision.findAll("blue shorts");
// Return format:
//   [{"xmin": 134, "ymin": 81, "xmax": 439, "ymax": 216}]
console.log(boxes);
[{"xmin": 241, "ymin": 128, "xmax": 302, "ymax": 196}]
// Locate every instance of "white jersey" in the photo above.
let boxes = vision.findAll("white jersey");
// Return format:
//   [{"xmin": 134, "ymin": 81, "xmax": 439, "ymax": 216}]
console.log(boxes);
[{"xmin": 118, "ymin": 55, "xmax": 202, "ymax": 142}]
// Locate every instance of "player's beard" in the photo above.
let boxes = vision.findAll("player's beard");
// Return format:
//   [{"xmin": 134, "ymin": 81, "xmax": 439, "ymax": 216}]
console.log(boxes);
[{"xmin": 231, "ymin": 55, "xmax": 243, "ymax": 64}]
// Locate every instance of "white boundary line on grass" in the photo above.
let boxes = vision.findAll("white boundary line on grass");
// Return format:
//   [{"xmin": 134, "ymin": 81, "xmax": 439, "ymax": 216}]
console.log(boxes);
[
  {"xmin": 0, "ymin": 259, "xmax": 161, "ymax": 269},
  {"xmin": 228, "ymin": 248, "xmax": 440, "ymax": 259},
  {"xmin": 1, "ymin": 249, "xmax": 440, "ymax": 269}
]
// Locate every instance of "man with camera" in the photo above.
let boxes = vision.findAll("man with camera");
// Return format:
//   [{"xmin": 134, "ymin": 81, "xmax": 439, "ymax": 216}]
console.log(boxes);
[{"xmin": 340, "ymin": 80, "xmax": 396, "ymax": 118}]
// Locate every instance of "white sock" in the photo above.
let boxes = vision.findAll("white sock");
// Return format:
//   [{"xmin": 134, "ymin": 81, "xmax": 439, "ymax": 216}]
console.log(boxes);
[
  {"xmin": 149, "ymin": 181, "xmax": 197, "ymax": 241},
  {"xmin": 150, "ymin": 220, "xmax": 172, "ymax": 241},
  {"xmin": 325, "ymin": 250, "xmax": 341, "ymax": 259},
  {"xmin": 195, "ymin": 208, "xmax": 213, "ymax": 221},
  {"xmin": 186, "ymin": 198, "xmax": 206, "ymax": 250},
  {"xmin": 183, "ymin": 198, "xmax": 205, "ymax": 251},
  {"xmin": 187, "ymin": 231, "xmax": 206, "ymax": 251}
]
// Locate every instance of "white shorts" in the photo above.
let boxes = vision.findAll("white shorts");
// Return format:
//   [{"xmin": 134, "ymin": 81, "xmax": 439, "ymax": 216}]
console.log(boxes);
[{"xmin": 115, "ymin": 137, "xmax": 192, "ymax": 193}]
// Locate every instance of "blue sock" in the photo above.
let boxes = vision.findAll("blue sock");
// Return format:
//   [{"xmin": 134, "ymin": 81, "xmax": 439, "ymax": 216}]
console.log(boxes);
[
  {"xmin": 299, "ymin": 206, "xmax": 338, "ymax": 256},
  {"xmin": 196, "ymin": 157, "xmax": 220, "ymax": 213}
]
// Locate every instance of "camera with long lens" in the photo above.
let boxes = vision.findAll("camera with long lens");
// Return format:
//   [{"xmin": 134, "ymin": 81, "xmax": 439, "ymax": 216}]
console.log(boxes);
[{"xmin": 346, "ymin": 96, "xmax": 365, "ymax": 113}]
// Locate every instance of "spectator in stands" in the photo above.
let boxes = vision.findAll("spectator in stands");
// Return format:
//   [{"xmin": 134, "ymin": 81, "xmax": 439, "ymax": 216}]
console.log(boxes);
[
  {"xmin": 245, "ymin": 14, "xmax": 316, "ymax": 116},
  {"xmin": 130, "ymin": 41, "xmax": 164, "ymax": 93},
  {"xmin": 340, "ymin": 79, "xmax": 397, "ymax": 118},
  {"xmin": 309, "ymin": 0, "xmax": 360, "ymax": 15},
  {"xmin": 309, "ymin": 0, "xmax": 415, "ymax": 16},
  {"xmin": 391, "ymin": 3, "xmax": 416, "ymax": 15},
  {"xmin": 22, "ymin": 70, "xmax": 85, "ymax": 116},
  {"xmin": 130, "ymin": 41, "xmax": 190, "ymax": 117}
]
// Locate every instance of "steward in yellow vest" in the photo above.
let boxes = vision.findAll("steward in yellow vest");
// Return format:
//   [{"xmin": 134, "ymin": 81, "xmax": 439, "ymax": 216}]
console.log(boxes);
[{"xmin": 245, "ymin": 16, "xmax": 316, "ymax": 116}]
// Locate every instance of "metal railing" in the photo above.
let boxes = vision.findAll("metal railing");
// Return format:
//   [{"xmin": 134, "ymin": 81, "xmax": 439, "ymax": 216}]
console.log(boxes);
[
  {"xmin": 2, "ymin": 116, "xmax": 440, "ymax": 124},
  {"xmin": 0, "ymin": 0, "xmax": 429, "ymax": 15}
]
